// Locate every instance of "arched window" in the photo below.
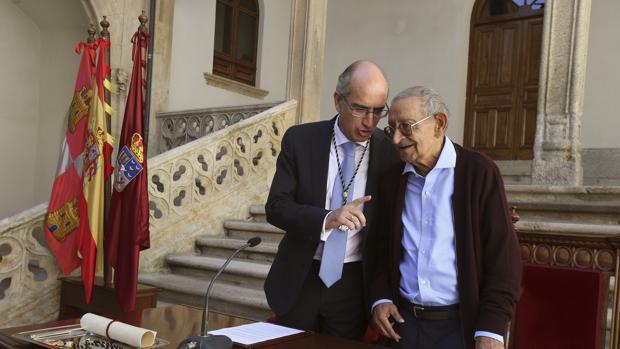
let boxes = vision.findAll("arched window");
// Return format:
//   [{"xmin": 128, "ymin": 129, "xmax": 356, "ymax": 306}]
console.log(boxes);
[
  {"xmin": 213, "ymin": 0, "xmax": 259, "ymax": 86},
  {"xmin": 478, "ymin": 0, "xmax": 544, "ymax": 21}
]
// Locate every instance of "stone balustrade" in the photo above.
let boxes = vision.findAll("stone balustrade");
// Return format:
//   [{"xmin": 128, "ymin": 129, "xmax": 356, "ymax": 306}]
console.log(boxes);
[
  {"xmin": 142, "ymin": 100, "xmax": 297, "ymax": 272},
  {"xmin": 157, "ymin": 102, "xmax": 281, "ymax": 154},
  {"xmin": 0, "ymin": 100, "xmax": 297, "ymax": 327},
  {"xmin": 0, "ymin": 204, "xmax": 61, "ymax": 328}
]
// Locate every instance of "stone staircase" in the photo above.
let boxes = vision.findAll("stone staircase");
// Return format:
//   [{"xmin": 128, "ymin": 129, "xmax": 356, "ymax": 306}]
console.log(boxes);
[
  {"xmin": 139, "ymin": 205, "xmax": 279, "ymax": 320},
  {"xmin": 497, "ymin": 160, "xmax": 533, "ymax": 185}
]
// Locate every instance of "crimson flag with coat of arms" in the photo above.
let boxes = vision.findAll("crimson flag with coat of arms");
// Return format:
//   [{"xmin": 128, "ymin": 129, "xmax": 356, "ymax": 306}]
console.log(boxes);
[{"xmin": 105, "ymin": 28, "xmax": 151, "ymax": 312}]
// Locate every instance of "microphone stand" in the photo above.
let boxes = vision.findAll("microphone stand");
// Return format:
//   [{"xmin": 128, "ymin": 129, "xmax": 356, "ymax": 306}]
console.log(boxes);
[{"xmin": 177, "ymin": 237, "xmax": 261, "ymax": 349}]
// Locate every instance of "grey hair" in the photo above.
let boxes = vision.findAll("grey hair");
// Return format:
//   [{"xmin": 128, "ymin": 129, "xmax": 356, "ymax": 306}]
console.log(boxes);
[
  {"xmin": 392, "ymin": 86, "xmax": 450, "ymax": 118},
  {"xmin": 336, "ymin": 60, "xmax": 387, "ymax": 97}
]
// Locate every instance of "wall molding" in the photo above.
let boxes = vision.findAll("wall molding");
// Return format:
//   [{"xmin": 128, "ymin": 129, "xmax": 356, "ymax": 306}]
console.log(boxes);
[{"xmin": 204, "ymin": 73, "xmax": 269, "ymax": 99}]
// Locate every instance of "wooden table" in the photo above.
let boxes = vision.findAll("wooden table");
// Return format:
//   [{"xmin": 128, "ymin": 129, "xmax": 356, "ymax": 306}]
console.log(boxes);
[
  {"xmin": 58, "ymin": 277, "xmax": 158, "ymax": 321},
  {"xmin": 0, "ymin": 305, "xmax": 381, "ymax": 349}
]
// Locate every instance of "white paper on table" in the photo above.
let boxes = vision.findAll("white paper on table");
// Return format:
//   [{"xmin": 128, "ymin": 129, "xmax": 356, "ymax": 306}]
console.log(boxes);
[
  {"xmin": 80, "ymin": 313, "xmax": 156, "ymax": 348},
  {"xmin": 208, "ymin": 322, "xmax": 304, "ymax": 345}
]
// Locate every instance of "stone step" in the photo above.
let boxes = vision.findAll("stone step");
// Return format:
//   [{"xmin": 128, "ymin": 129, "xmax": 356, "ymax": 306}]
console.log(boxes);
[
  {"xmin": 506, "ymin": 185, "xmax": 620, "ymax": 204},
  {"xmin": 507, "ymin": 185, "xmax": 620, "ymax": 226},
  {"xmin": 224, "ymin": 220, "xmax": 285, "ymax": 243},
  {"xmin": 516, "ymin": 220, "xmax": 620, "ymax": 235},
  {"xmin": 196, "ymin": 236, "xmax": 279, "ymax": 262},
  {"xmin": 496, "ymin": 160, "xmax": 532, "ymax": 185},
  {"xmin": 139, "ymin": 273, "xmax": 271, "ymax": 321},
  {"xmin": 511, "ymin": 200, "xmax": 620, "ymax": 225},
  {"xmin": 167, "ymin": 254, "xmax": 270, "ymax": 289},
  {"xmin": 249, "ymin": 205, "xmax": 266, "ymax": 222}
]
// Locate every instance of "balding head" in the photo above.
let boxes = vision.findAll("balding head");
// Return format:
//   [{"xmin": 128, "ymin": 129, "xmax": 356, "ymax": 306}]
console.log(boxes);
[{"xmin": 336, "ymin": 60, "xmax": 388, "ymax": 98}]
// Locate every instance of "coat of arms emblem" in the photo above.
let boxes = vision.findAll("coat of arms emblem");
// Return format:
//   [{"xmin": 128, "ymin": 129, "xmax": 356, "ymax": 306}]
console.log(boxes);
[
  {"xmin": 68, "ymin": 86, "xmax": 92, "ymax": 133},
  {"xmin": 114, "ymin": 133, "xmax": 145, "ymax": 192},
  {"xmin": 83, "ymin": 127, "xmax": 104, "ymax": 181},
  {"xmin": 46, "ymin": 198, "xmax": 80, "ymax": 242}
]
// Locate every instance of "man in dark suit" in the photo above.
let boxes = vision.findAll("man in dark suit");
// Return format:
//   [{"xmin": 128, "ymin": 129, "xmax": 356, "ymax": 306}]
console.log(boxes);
[
  {"xmin": 369, "ymin": 86, "xmax": 521, "ymax": 349},
  {"xmin": 264, "ymin": 60, "xmax": 401, "ymax": 339}
]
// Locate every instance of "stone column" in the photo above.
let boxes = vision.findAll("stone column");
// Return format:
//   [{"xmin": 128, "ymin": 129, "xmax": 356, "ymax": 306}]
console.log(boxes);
[
  {"xmin": 148, "ymin": 0, "xmax": 175, "ymax": 156},
  {"xmin": 286, "ymin": 0, "xmax": 327, "ymax": 124},
  {"xmin": 531, "ymin": 0, "xmax": 591, "ymax": 186}
]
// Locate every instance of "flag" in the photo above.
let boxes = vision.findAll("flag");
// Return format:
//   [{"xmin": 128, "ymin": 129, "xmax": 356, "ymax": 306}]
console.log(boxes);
[
  {"xmin": 44, "ymin": 41, "xmax": 97, "ymax": 276},
  {"xmin": 106, "ymin": 29, "xmax": 150, "ymax": 311},
  {"xmin": 81, "ymin": 38, "xmax": 115, "ymax": 303}
]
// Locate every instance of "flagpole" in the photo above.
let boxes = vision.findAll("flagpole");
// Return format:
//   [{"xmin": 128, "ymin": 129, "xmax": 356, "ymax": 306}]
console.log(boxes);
[
  {"xmin": 142, "ymin": 7, "xmax": 154, "ymax": 152},
  {"xmin": 100, "ymin": 16, "xmax": 114, "ymax": 289}
]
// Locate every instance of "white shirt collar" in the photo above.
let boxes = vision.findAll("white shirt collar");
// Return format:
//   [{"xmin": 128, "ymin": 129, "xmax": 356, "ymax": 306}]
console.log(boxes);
[
  {"xmin": 403, "ymin": 136, "xmax": 456, "ymax": 175},
  {"xmin": 333, "ymin": 115, "xmax": 369, "ymax": 148}
]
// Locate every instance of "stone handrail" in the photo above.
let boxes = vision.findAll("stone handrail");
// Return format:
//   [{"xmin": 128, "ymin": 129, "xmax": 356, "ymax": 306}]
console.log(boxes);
[
  {"xmin": 0, "ymin": 99, "xmax": 297, "ymax": 327},
  {"xmin": 157, "ymin": 102, "xmax": 281, "ymax": 154},
  {"xmin": 0, "ymin": 203, "xmax": 61, "ymax": 328}
]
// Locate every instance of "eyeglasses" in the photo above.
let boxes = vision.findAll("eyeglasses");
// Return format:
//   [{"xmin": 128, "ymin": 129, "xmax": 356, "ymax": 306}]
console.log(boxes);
[
  {"xmin": 340, "ymin": 95, "xmax": 389, "ymax": 119},
  {"xmin": 383, "ymin": 115, "xmax": 434, "ymax": 138}
]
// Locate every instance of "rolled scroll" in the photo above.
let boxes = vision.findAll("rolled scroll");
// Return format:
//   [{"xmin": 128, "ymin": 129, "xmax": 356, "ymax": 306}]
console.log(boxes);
[{"xmin": 80, "ymin": 313, "xmax": 156, "ymax": 348}]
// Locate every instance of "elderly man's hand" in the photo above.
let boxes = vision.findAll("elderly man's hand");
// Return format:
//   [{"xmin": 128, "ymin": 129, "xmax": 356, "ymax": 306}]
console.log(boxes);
[
  {"xmin": 372, "ymin": 302, "xmax": 403, "ymax": 342},
  {"xmin": 325, "ymin": 195, "xmax": 372, "ymax": 231},
  {"xmin": 475, "ymin": 336, "xmax": 503, "ymax": 349}
]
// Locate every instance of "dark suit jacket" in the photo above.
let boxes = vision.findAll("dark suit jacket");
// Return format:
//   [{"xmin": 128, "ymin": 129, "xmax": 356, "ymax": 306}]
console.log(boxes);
[
  {"xmin": 369, "ymin": 143, "xmax": 522, "ymax": 349},
  {"xmin": 264, "ymin": 117, "xmax": 401, "ymax": 316}
]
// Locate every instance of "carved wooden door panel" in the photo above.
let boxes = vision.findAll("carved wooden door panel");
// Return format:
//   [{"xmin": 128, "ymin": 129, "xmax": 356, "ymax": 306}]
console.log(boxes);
[
  {"xmin": 515, "ymin": 17, "xmax": 543, "ymax": 159},
  {"xmin": 464, "ymin": 2, "xmax": 544, "ymax": 160}
]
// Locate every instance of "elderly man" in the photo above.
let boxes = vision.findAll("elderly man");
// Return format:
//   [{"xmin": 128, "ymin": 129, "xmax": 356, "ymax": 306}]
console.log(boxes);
[
  {"xmin": 369, "ymin": 86, "xmax": 521, "ymax": 349},
  {"xmin": 264, "ymin": 60, "xmax": 401, "ymax": 339}
]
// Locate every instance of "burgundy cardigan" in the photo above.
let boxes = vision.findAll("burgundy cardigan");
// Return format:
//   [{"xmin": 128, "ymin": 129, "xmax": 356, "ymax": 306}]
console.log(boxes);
[{"xmin": 367, "ymin": 143, "xmax": 522, "ymax": 349}]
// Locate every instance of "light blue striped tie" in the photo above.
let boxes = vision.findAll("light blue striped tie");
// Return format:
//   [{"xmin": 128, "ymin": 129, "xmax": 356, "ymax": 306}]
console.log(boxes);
[{"xmin": 319, "ymin": 141, "xmax": 357, "ymax": 287}]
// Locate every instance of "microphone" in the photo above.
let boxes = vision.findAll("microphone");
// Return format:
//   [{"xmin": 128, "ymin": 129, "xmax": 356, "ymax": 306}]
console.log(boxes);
[{"xmin": 177, "ymin": 237, "xmax": 262, "ymax": 349}]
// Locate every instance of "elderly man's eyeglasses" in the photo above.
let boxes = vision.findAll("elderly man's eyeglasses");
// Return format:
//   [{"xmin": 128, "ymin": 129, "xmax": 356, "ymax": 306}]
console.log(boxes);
[
  {"xmin": 383, "ymin": 115, "xmax": 434, "ymax": 138},
  {"xmin": 340, "ymin": 95, "xmax": 389, "ymax": 119}
]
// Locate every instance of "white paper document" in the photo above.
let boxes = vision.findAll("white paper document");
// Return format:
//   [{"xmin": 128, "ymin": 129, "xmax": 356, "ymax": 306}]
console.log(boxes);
[{"xmin": 209, "ymin": 322, "xmax": 304, "ymax": 345}]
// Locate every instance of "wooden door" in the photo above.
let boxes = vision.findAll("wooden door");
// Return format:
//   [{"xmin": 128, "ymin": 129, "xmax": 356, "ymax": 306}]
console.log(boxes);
[{"xmin": 464, "ymin": 1, "xmax": 544, "ymax": 160}]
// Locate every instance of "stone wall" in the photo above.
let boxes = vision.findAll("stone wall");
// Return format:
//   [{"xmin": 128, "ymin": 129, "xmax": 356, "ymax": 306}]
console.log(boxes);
[
  {"xmin": 167, "ymin": 0, "xmax": 291, "ymax": 111},
  {"xmin": 320, "ymin": 0, "xmax": 474, "ymax": 139},
  {"xmin": 583, "ymin": 149, "xmax": 620, "ymax": 186},
  {"xmin": 0, "ymin": 1, "xmax": 89, "ymax": 220}
]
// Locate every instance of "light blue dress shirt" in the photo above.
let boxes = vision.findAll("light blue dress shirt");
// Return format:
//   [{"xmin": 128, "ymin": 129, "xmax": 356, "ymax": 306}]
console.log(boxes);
[
  {"xmin": 373, "ymin": 137, "xmax": 502, "ymax": 343},
  {"xmin": 399, "ymin": 137, "xmax": 458, "ymax": 306}
]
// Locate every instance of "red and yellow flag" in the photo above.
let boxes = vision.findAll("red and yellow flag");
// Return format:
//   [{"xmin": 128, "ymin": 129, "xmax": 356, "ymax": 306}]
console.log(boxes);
[
  {"xmin": 80, "ymin": 39, "xmax": 115, "ymax": 303},
  {"xmin": 106, "ymin": 30, "xmax": 150, "ymax": 311},
  {"xmin": 44, "ymin": 41, "xmax": 97, "ymax": 275}
]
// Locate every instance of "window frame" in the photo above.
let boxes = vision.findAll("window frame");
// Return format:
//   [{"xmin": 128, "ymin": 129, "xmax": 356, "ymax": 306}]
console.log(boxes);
[{"xmin": 213, "ymin": 0, "xmax": 259, "ymax": 86}]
